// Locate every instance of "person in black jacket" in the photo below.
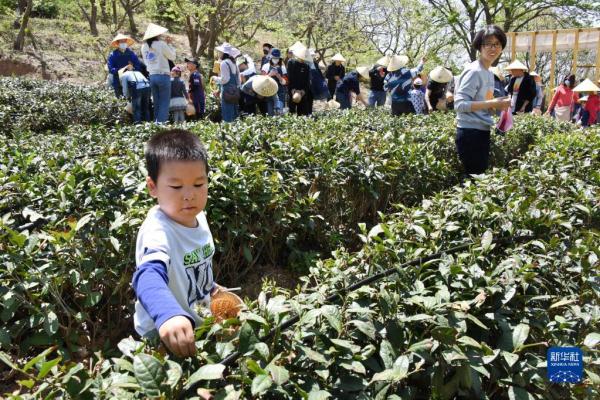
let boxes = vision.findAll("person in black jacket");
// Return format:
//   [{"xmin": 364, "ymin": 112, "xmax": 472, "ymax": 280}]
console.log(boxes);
[
  {"xmin": 287, "ymin": 47, "xmax": 313, "ymax": 116},
  {"xmin": 325, "ymin": 53, "xmax": 346, "ymax": 100},
  {"xmin": 368, "ymin": 55, "xmax": 389, "ymax": 107},
  {"xmin": 505, "ymin": 60, "xmax": 536, "ymax": 114}
]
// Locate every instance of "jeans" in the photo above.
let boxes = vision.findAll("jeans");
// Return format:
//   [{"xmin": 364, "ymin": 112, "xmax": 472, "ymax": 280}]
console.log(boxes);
[
  {"xmin": 368, "ymin": 90, "xmax": 386, "ymax": 107},
  {"xmin": 221, "ymin": 97, "xmax": 239, "ymax": 122},
  {"xmin": 130, "ymin": 86, "xmax": 151, "ymax": 123},
  {"xmin": 455, "ymin": 127, "xmax": 491, "ymax": 175},
  {"xmin": 336, "ymin": 91, "xmax": 352, "ymax": 109},
  {"xmin": 172, "ymin": 110, "xmax": 185, "ymax": 123},
  {"xmin": 149, "ymin": 74, "xmax": 171, "ymax": 123}
]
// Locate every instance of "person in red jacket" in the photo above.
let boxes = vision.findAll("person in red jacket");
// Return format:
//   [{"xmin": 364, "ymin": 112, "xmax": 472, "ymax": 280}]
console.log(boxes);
[
  {"xmin": 546, "ymin": 75, "xmax": 578, "ymax": 121},
  {"xmin": 581, "ymin": 92, "xmax": 600, "ymax": 127}
]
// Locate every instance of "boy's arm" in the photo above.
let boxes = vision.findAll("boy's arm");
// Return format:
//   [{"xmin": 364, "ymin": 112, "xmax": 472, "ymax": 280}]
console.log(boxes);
[{"xmin": 132, "ymin": 257, "xmax": 196, "ymax": 357}]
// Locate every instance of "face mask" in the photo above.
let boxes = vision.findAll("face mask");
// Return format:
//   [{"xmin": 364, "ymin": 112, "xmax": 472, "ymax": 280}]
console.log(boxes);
[
  {"xmin": 271, "ymin": 58, "xmax": 280, "ymax": 64},
  {"xmin": 565, "ymin": 80, "xmax": 571, "ymax": 86},
  {"xmin": 119, "ymin": 43, "xmax": 128, "ymax": 50}
]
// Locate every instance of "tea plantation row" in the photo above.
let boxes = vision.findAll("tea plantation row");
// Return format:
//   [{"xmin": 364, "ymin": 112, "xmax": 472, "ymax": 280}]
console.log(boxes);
[
  {"xmin": 0, "ymin": 108, "xmax": 564, "ymax": 364},
  {"xmin": 3, "ymin": 121, "xmax": 598, "ymax": 399}
]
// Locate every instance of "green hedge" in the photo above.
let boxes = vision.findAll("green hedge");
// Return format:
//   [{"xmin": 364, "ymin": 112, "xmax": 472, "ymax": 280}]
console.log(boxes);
[
  {"xmin": 0, "ymin": 109, "xmax": 571, "ymax": 363},
  {"xmin": 3, "ymin": 124, "xmax": 598, "ymax": 399}
]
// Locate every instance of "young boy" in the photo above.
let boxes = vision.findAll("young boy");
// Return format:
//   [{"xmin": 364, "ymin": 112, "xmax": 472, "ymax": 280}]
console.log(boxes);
[
  {"xmin": 132, "ymin": 129, "xmax": 217, "ymax": 357},
  {"xmin": 185, "ymin": 58, "xmax": 206, "ymax": 118}
]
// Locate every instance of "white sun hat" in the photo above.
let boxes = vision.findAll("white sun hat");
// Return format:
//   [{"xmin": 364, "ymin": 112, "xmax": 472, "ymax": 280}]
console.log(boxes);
[
  {"xmin": 376, "ymin": 55, "xmax": 391, "ymax": 67},
  {"xmin": 573, "ymin": 78, "xmax": 600, "ymax": 93},
  {"xmin": 429, "ymin": 66, "xmax": 453, "ymax": 83},
  {"xmin": 251, "ymin": 75, "xmax": 278, "ymax": 97},
  {"xmin": 356, "ymin": 66, "xmax": 370, "ymax": 80},
  {"xmin": 505, "ymin": 60, "xmax": 528, "ymax": 71},
  {"xmin": 111, "ymin": 33, "xmax": 135, "ymax": 48},
  {"xmin": 293, "ymin": 45, "xmax": 311, "ymax": 61},
  {"xmin": 142, "ymin": 23, "xmax": 168, "ymax": 41},
  {"xmin": 331, "ymin": 53, "xmax": 346, "ymax": 63},
  {"xmin": 215, "ymin": 42, "xmax": 241, "ymax": 58},
  {"xmin": 387, "ymin": 55, "xmax": 409, "ymax": 72},
  {"xmin": 288, "ymin": 41, "xmax": 305, "ymax": 53}
]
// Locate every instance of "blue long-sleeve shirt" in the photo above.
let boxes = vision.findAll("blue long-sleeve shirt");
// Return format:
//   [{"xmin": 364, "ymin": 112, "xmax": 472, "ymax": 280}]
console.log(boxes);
[
  {"xmin": 384, "ymin": 62, "xmax": 424, "ymax": 102},
  {"xmin": 107, "ymin": 49, "xmax": 141, "ymax": 87}
]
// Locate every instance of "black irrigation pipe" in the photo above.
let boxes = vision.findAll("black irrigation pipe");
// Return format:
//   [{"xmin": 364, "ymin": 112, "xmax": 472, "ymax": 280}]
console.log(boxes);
[{"xmin": 180, "ymin": 234, "xmax": 536, "ymax": 399}]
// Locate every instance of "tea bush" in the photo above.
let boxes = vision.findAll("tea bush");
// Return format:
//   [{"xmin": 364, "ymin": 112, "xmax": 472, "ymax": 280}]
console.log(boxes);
[
  {"xmin": 0, "ymin": 78, "xmax": 126, "ymax": 135},
  {"xmin": 3, "ymin": 124, "xmax": 598, "ymax": 399},
  {"xmin": 0, "ymin": 109, "xmax": 571, "ymax": 366}
]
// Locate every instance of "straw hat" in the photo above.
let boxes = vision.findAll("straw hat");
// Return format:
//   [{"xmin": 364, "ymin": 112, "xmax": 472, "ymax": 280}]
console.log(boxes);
[
  {"xmin": 292, "ymin": 91, "xmax": 303, "ymax": 103},
  {"xmin": 578, "ymin": 95, "xmax": 589, "ymax": 103},
  {"xmin": 505, "ymin": 60, "xmax": 528, "ymax": 71},
  {"xmin": 376, "ymin": 55, "xmax": 391, "ymax": 67},
  {"xmin": 186, "ymin": 103, "xmax": 196, "ymax": 116},
  {"xmin": 289, "ymin": 41, "xmax": 305, "ymax": 53},
  {"xmin": 331, "ymin": 53, "xmax": 346, "ymax": 63},
  {"xmin": 215, "ymin": 42, "xmax": 241, "ymax": 58},
  {"xmin": 356, "ymin": 66, "xmax": 370, "ymax": 80},
  {"xmin": 573, "ymin": 78, "xmax": 600, "ymax": 93},
  {"xmin": 251, "ymin": 75, "xmax": 278, "ymax": 97},
  {"xmin": 326, "ymin": 99, "xmax": 340, "ymax": 110},
  {"xmin": 387, "ymin": 55, "xmax": 409, "ymax": 72},
  {"xmin": 529, "ymin": 71, "xmax": 539, "ymax": 77},
  {"xmin": 490, "ymin": 66, "xmax": 504, "ymax": 80},
  {"xmin": 429, "ymin": 66, "xmax": 453, "ymax": 83},
  {"xmin": 110, "ymin": 33, "xmax": 134, "ymax": 48},
  {"xmin": 142, "ymin": 23, "xmax": 168, "ymax": 41},
  {"xmin": 293, "ymin": 45, "xmax": 311, "ymax": 61},
  {"xmin": 210, "ymin": 290, "xmax": 244, "ymax": 322}
]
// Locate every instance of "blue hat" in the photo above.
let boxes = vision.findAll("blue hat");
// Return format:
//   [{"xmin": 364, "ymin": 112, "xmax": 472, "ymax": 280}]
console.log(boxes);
[{"xmin": 271, "ymin": 48, "xmax": 281, "ymax": 58}]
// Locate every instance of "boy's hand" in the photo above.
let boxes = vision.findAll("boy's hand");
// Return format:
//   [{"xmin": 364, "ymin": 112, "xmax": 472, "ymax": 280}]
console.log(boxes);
[{"xmin": 159, "ymin": 316, "xmax": 196, "ymax": 357}]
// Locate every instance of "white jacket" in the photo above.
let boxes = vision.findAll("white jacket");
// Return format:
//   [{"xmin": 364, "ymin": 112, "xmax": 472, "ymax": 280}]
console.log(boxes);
[{"xmin": 141, "ymin": 41, "xmax": 176, "ymax": 75}]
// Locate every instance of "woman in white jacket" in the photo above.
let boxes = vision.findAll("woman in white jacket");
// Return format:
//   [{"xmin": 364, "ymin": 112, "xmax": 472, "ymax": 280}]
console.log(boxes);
[{"xmin": 141, "ymin": 23, "xmax": 176, "ymax": 123}]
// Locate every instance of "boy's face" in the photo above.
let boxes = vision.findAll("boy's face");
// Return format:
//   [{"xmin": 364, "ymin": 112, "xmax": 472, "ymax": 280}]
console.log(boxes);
[
  {"xmin": 186, "ymin": 62, "xmax": 196, "ymax": 71},
  {"xmin": 147, "ymin": 160, "xmax": 208, "ymax": 228}
]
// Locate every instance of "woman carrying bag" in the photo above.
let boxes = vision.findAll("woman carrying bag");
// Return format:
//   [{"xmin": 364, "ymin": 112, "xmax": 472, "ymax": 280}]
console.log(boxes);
[
  {"xmin": 141, "ymin": 23, "xmax": 176, "ymax": 123},
  {"xmin": 211, "ymin": 42, "xmax": 242, "ymax": 123}
]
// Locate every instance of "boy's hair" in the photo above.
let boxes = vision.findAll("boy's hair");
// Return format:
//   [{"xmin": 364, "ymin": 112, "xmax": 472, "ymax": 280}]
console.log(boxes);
[
  {"xmin": 145, "ymin": 129, "xmax": 209, "ymax": 182},
  {"xmin": 472, "ymin": 25, "xmax": 507, "ymax": 52}
]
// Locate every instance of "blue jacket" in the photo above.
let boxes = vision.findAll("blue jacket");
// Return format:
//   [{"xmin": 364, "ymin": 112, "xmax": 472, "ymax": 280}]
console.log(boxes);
[
  {"xmin": 336, "ymin": 71, "xmax": 360, "ymax": 95},
  {"xmin": 107, "ymin": 49, "xmax": 141, "ymax": 87},
  {"xmin": 384, "ymin": 62, "xmax": 424, "ymax": 102}
]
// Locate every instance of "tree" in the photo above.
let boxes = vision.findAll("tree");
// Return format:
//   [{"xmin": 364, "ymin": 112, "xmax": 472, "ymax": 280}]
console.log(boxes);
[
  {"xmin": 119, "ymin": 0, "xmax": 145, "ymax": 36},
  {"xmin": 78, "ymin": 0, "xmax": 99, "ymax": 36},
  {"xmin": 13, "ymin": 0, "xmax": 32, "ymax": 51},
  {"xmin": 427, "ymin": 0, "xmax": 600, "ymax": 61}
]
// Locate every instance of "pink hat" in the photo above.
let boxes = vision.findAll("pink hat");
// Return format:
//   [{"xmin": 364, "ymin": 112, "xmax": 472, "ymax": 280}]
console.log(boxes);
[{"xmin": 171, "ymin": 66, "xmax": 181, "ymax": 73}]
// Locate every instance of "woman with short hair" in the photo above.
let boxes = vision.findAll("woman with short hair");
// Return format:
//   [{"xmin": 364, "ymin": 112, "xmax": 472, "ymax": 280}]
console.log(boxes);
[{"xmin": 454, "ymin": 25, "xmax": 511, "ymax": 176}]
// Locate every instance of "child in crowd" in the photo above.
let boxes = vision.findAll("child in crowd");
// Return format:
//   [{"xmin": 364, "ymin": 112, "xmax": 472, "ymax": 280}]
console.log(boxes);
[
  {"xmin": 409, "ymin": 78, "xmax": 426, "ymax": 114},
  {"xmin": 132, "ymin": 129, "xmax": 221, "ymax": 357},
  {"xmin": 169, "ymin": 67, "xmax": 188, "ymax": 123},
  {"xmin": 185, "ymin": 58, "xmax": 206, "ymax": 118}
]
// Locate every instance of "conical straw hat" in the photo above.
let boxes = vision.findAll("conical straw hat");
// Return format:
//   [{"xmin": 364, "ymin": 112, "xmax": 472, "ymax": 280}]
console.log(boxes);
[
  {"xmin": 429, "ymin": 66, "xmax": 453, "ymax": 83},
  {"xmin": 252, "ymin": 75, "xmax": 278, "ymax": 97},
  {"xmin": 111, "ymin": 33, "xmax": 135, "ymax": 48},
  {"xmin": 573, "ymin": 78, "xmax": 600, "ymax": 92},
  {"xmin": 387, "ymin": 55, "xmax": 409, "ymax": 72},
  {"xmin": 356, "ymin": 66, "xmax": 370, "ymax": 80},
  {"xmin": 505, "ymin": 60, "xmax": 528, "ymax": 71},
  {"xmin": 293, "ymin": 45, "xmax": 311, "ymax": 61},
  {"xmin": 376, "ymin": 55, "xmax": 391, "ymax": 67},
  {"xmin": 331, "ymin": 53, "xmax": 346, "ymax": 63},
  {"xmin": 143, "ymin": 23, "xmax": 168, "ymax": 41},
  {"xmin": 288, "ymin": 41, "xmax": 305, "ymax": 53}
]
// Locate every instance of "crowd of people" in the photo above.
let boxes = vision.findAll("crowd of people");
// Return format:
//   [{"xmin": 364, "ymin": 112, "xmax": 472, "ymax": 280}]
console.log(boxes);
[{"xmin": 106, "ymin": 23, "xmax": 600, "ymax": 128}]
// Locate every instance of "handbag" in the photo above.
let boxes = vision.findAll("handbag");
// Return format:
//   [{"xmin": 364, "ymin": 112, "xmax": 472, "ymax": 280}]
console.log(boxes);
[{"xmin": 222, "ymin": 62, "xmax": 241, "ymax": 104}]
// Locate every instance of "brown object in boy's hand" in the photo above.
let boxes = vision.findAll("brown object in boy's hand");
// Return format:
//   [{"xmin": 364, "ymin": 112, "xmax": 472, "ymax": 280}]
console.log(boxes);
[{"xmin": 210, "ymin": 289, "xmax": 244, "ymax": 322}]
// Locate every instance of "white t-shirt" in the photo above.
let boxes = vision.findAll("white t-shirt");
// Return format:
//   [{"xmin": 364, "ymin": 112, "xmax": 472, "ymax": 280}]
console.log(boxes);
[
  {"xmin": 141, "ymin": 41, "xmax": 176, "ymax": 75},
  {"xmin": 134, "ymin": 206, "xmax": 215, "ymax": 335}
]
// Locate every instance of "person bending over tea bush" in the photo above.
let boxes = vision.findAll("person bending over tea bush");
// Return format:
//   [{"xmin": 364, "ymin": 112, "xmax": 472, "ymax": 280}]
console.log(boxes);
[{"xmin": 132, "ymin": 129, "xmax": 222, "ymax": 357}]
